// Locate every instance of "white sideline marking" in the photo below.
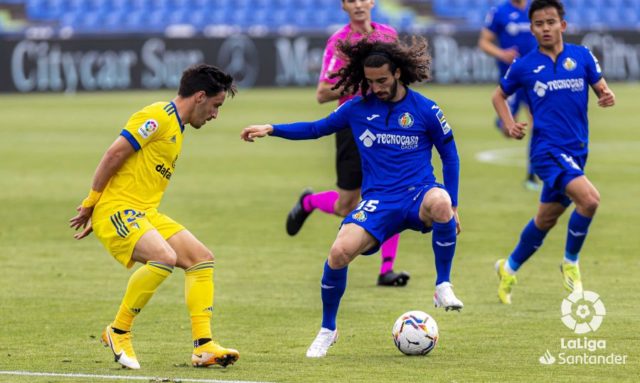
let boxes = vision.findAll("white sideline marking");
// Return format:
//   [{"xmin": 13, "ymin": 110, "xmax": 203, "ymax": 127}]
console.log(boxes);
[{"xmin": 0, "ymin": 370, "xmax": 271, "ymax": 383}]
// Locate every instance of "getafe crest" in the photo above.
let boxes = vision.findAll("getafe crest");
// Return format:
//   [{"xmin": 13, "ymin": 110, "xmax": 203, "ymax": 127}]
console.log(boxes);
[
  {"xmin": 563, "ymin": 57, "xmax": 577, "ymax": 71},
  {"xmin": 398, "ymin": 112, "xmax": 414, "ymax": 128},
  {"xmin": 352, "ymin": 211, "xmax": 367, "ymax": 222}
]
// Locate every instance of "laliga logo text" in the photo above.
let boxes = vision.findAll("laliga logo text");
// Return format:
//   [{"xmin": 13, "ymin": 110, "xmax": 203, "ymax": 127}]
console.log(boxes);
[{"xmin": 539, "ymin": 290, "xmax": 627, "ymax": 366}]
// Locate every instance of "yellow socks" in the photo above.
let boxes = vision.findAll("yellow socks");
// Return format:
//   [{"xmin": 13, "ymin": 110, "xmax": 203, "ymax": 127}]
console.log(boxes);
[
  {"xmin": 185, "ymin": 261, "xmax": 215, "ymax": 342},
  {"xmin": 113, "ymin": 261, "xmax": 173, "ymax": 331}
]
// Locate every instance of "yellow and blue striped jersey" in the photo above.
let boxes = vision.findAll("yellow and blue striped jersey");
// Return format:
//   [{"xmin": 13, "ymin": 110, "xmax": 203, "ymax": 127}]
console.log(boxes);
[{"xmin": 95, "ymin": 101, "xmax": 184, "ymax": 213}]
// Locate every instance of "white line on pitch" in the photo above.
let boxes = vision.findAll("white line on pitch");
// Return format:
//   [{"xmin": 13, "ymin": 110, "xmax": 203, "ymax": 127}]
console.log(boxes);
[{"xmin": 0, "ymin": 370, "xmax": 272, "ymax": 383}]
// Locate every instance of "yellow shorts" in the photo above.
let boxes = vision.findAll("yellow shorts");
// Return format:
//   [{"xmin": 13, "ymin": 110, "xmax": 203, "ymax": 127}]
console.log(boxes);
[{"xmin": 92, "ymin": 206, "xmax": 184, "ymax": 268}]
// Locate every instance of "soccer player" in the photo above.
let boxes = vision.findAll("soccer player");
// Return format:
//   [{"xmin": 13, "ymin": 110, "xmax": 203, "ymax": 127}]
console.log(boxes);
[
  {"xmin": 478, "ymin": 0, "xmax": 540, "ymax": 190},
  {"xmin": 492, "ymin": 0, "xmax": 615, "ymax": 304},
  {"xmin": 242, "ymin": 36, "xmax": 464, "ymax": 358},
  {"xmin": 287, "ymin": 0, "xmax": 410, "ymax": 287},
  {"xmin": 69, "ymin": 64, "xmax": 240, "ymax": 369}
]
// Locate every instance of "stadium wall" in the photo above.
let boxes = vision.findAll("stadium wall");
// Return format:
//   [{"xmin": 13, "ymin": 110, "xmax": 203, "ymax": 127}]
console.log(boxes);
[{"xmin": 1, "ymin": 31, "xmax": 639, "ymax": 93}]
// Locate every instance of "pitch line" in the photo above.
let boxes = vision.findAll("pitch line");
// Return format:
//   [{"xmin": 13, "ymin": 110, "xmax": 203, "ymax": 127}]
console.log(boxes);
[{"xmin": 0, "ymin": 370, "xmax": 272, "ymax": 383}]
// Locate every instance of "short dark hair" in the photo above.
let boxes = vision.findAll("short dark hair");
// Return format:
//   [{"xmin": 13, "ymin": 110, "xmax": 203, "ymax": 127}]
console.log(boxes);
[
  {"xmin": 529, "ymin": 0, "xmax": 565, "ymax": 20},
  {"xmin": 178, "ymin": 64, "xmax": 236, "ymax": 98}
]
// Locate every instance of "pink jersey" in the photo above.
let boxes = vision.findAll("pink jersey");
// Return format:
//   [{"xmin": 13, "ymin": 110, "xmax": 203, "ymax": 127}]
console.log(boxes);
[{"xmin": 319, "ymin": 22, "xmax": 397, "ymax": 105}]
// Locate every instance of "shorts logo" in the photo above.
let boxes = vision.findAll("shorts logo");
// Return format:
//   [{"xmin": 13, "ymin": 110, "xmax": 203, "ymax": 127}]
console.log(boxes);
[
  {"xmin": 138, "ymin": 119, "xmax": 158, "ymax": 139},
  {"xmin": 398, "ymin": 112, "xmax": 414, "ymax": 128},
  {"xmin": 563, "ymin": 57, "xmax": 577, "ymax": 71},
  {"xmin": 560, "ymin": 153, "xmax": 581, "ymax": 170},
  {"xmin": 352, "ymin": 211, "xmax": 367, "ymax": 222}
]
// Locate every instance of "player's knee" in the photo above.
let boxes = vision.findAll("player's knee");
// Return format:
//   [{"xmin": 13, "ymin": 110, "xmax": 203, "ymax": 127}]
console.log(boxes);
[
  {"xmin": 535, "ymin": 215, "xmax": 559, "ymax": 231},
  {"xmin": 427, "ymin": 197, "xmax": 453, "ymax": 223},
  {"xmin": 335, "ymin": 198, "xmax": 358, "ymax": 217},
  {"xmin": 155, "ymin": 247, "xmax": 178, "ymax": 267},
  {"xmin": 197, "ymin": 248, "xmax": 215, "ymax": 263},
  {"xmin": 578, "ymin": 192, "xmax": 600, "ymax": 215},
  {"xmin": 329, "ymin": 244, "xmax": 353, "ymax": 269}
]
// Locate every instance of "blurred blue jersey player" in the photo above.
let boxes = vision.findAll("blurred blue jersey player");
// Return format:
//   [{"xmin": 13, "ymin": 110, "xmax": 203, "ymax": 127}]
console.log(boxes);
[
  {"xmin": 241, "ymin": 36, "xmax": 463, "ymax": 357},
  {"xmin": 491, "ymin": 0, "xmax": 615, "ymax": 304},
  {"xmin": 479, "ymin": 0, "xmax": 540, "ymax": 190}
]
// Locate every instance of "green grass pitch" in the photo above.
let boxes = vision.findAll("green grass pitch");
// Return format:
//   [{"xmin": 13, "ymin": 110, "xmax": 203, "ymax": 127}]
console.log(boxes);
[{"xmin": 0, "ymin": 84, "xmax": 638, "ymax": 382}]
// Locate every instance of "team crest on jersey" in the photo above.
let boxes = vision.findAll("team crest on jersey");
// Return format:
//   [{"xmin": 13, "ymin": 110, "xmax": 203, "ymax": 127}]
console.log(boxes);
[
  {"xmin": 563, "ymin": 57, "xmax": 577, "ymax": 71},
  {"xmin": 398, "ymin": 112, "xmax": 414, "ymax": 128},
  {"xmin": 352, "ymin": 211, "xmax": 367, "ymax": 222},
  {"xmin": 138, "ymin": 119, "xmax": 158, "ymax": 139}
]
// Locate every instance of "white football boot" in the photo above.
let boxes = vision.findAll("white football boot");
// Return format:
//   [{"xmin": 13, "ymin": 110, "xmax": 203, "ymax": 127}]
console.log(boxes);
[
  {"xmin": 433, "ymin": 282, "xmax": 464, "ymax": 311},
  {"xmin": 306, "ymin": 328, "xmax": 338, "ymax": 358}
]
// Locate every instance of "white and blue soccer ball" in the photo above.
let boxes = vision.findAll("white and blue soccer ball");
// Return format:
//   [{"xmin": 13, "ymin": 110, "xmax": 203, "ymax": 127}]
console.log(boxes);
[{"xmin": 392, "ymin": 310, "xmax": 439, "ymax": 356}]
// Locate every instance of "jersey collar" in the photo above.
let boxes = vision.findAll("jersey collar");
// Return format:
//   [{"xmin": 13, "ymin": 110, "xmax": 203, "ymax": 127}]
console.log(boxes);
[{"xmin": 170, "ymin": 101, "xmax": 185, "ymax": 133}]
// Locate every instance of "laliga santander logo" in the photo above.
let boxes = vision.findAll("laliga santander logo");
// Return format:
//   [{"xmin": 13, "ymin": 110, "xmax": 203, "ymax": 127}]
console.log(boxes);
[{"xmin": 561, "ymin": 290, "xmax": 606, "ymax": 334}]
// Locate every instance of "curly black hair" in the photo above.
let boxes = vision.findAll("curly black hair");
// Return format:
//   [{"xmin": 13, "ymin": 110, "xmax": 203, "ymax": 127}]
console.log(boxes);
[{"xmin": 331, "ymin": 35, "xmax": 432, "ymax": 97}]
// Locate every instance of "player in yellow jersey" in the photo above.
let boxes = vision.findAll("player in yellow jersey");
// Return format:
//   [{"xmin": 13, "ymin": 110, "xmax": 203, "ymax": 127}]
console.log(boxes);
[{"xmin": 69, "ymin": 64, "xmax": 239, "ymax": 369}]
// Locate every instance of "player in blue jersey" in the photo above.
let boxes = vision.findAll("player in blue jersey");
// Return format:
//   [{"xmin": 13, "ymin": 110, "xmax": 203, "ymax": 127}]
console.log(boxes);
[
  {"xmin": 241, "ymin": 36, "xmax": 463, "ymax": 358},
  {"xmin": 479, "ymin": 0, "xmax": 540, "ymax": 190},
  {"xmin": 491, "ymin": 0, "xmax": 615, "ymax": 304}
]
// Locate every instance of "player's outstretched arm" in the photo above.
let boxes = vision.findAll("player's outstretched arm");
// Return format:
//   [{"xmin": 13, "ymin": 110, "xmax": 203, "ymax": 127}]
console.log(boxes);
[
  {"xmin": 491, "ymin": 86, "xmax": 527, "ymax": 140},
  {"xmin": 478, "ymin": 29, "xmax": 519, "ymax": 64},
  {"xmin": 592, "ymin": 78, "xmax": 615, "ymax": 108},
  {"xmin": 241, "ymin": 124, "xmax": 274, "ymax": 142},
  {"xmin": 69, "ymin": 136, "xmax": 135, "ymax": 239}
]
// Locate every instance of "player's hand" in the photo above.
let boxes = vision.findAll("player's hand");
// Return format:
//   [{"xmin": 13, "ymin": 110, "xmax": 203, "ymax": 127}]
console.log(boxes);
[
  {"xmin": 69, "ymin": 205, "xmax": 94, "ymax": 239},
  {"xmin": 452, "ymin": 207, "xmax": 461, "ymax": 235},
  {"xmin": 241, "ymin": 124, "xmax": 274, "ymax": 142},
  {"xmin": 505, "ymin": 122, "xmax": 527, "ymax": 140},
  {"xmin": 597, "ymin": 88, "xmax": 615, "ymax": 108},
  {"xmin": 500, "ymin": 48, "xmax": 519, "ymax": 64}
]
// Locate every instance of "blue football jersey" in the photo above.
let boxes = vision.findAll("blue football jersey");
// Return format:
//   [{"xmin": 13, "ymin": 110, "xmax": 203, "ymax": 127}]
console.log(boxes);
[
  {"xmin": 271, "ymin": 88, "xmax": 460, "ymax": 206},
  {"xmin": 485, "ymin": 1, "xmax": 537, "ymax": 76},
  {"xmin": 500, "ymin": 43, "xmax": 602, "ymax": 157}
]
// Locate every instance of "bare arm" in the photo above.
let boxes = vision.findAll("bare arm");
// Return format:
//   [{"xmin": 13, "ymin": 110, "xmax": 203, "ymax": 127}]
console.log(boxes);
[
  {"xmin": 69, "ymin": 136, "xmax": 135, "ymax": 239},
  {"xmin": 491, "ymin": 86, "xmax": 527, "ymax": 139},
  {"xmin": 591, "ymin": 78, "xmax": 615, "ymax": 108},
  {"xmin": 478, "ymin": 28, "xmax": 519, "ymax": 64},
  {"xmin": 316, "ymin": 81, "xmax": 343, "ymax": 104}
]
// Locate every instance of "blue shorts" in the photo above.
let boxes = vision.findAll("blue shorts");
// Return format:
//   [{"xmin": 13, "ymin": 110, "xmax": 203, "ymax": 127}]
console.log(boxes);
[
  {"xmin": 341, "ymin": 184, "xmax": 444, "ymax": 255},
  {"xmin": 532, "ymin": 148, "xmax": 587, "ymax": 207}
]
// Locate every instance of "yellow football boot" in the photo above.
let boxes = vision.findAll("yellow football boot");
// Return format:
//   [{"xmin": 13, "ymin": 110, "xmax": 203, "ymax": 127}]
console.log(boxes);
[
  {"xmin": 192, "ymin": 341, "xmax": 239, "ymax": 368},
  {"xmin": 561, "ymin": 262, "xmax": 583, "ymax": 292},
  {"xmin": 101, "ymin": 325, "xmax": 140, "ymax": 369},
  {"xmin": 495, "ymin": 259, "xmax": 517, "ymax": 304}
]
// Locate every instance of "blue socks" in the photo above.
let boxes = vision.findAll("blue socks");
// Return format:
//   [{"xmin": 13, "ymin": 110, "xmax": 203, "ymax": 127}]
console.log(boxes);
[
  {"xmin": 320, "ymin": 260, "xmax": 347, "ymax": 331},
  {"xmin": 507, "ymin": 219, "xmax": 548, "ymax": 272},
  {"xmin": 565, "ymin": 210, "xmax": 592, "ymax": 263},
  {"xmin": 432, "ymin": 218, "xmax": 457, "ymax": 285}
]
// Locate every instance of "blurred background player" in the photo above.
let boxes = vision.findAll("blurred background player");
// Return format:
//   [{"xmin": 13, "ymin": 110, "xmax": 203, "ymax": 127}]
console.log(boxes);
[
  {"xmin": 492, "ymin": 0, "xmax": 615, "ymax": 304},
  {"xmin": 478, "ymin": 0, "xmax": 540, "ymax": 190},
  {"xmin": 242, "ymin": 36, "xmax": 463, "ymax": 358},
  {"xmin": 69, "ymin": 64, "xmax": 240, "ymax": 368},
  {"xmin": 287, "ymin": 0, "xmax": 410, "ymax": 287}
]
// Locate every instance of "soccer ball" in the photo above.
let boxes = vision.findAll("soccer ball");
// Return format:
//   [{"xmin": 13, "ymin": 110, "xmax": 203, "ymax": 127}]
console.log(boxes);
[{"xmin": 392, "ymin": 310, "xmax": 439, "ymax": 356}]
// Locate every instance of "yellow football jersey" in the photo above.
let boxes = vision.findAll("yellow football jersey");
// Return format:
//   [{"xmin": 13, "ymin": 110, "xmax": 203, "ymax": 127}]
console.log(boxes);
[{"xmin": 95, "ymin": 102, "xmax": 184, "ymax": 213}]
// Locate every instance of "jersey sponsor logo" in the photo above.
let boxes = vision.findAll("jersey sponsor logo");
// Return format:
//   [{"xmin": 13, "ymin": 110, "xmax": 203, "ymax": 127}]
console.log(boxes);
[
  {"xmin": 533, "ymin": 65, "xmax": 545, "ymax": 73},
  {"xmin": 359, "ymin": 129, "xmax": 377, "ymax": 148},
  {"xmin": 398, "ymin": 112, "xmax": 414, "ymax": 128},
  {"xmin": 505, "ymin": 21, "xmax": 530, "ymax": 36},
  {"xmin": 155, "ymin": 163, "xmax": 173, "ymax": 179},
  {"xmin": 359, "ymin": 129, "xmax": 420, "ymax": 150},
  {"xmin": 534, "ymin": 78, "xmax": 584, "ymax": 97},
  {"xmin": 138, "ymin": 119, "xmax": 158, "ymax": 139},
  {"xmin": 352, "ymin": 211, "xmax": 367, "ymax": 222},
  {"xmin": 366, "ymin": 113, "xmax": 380, "ymax": 121},
  {"xmin": 563, "ymin": 57, "xmax": 577, "ymax": 71}
]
